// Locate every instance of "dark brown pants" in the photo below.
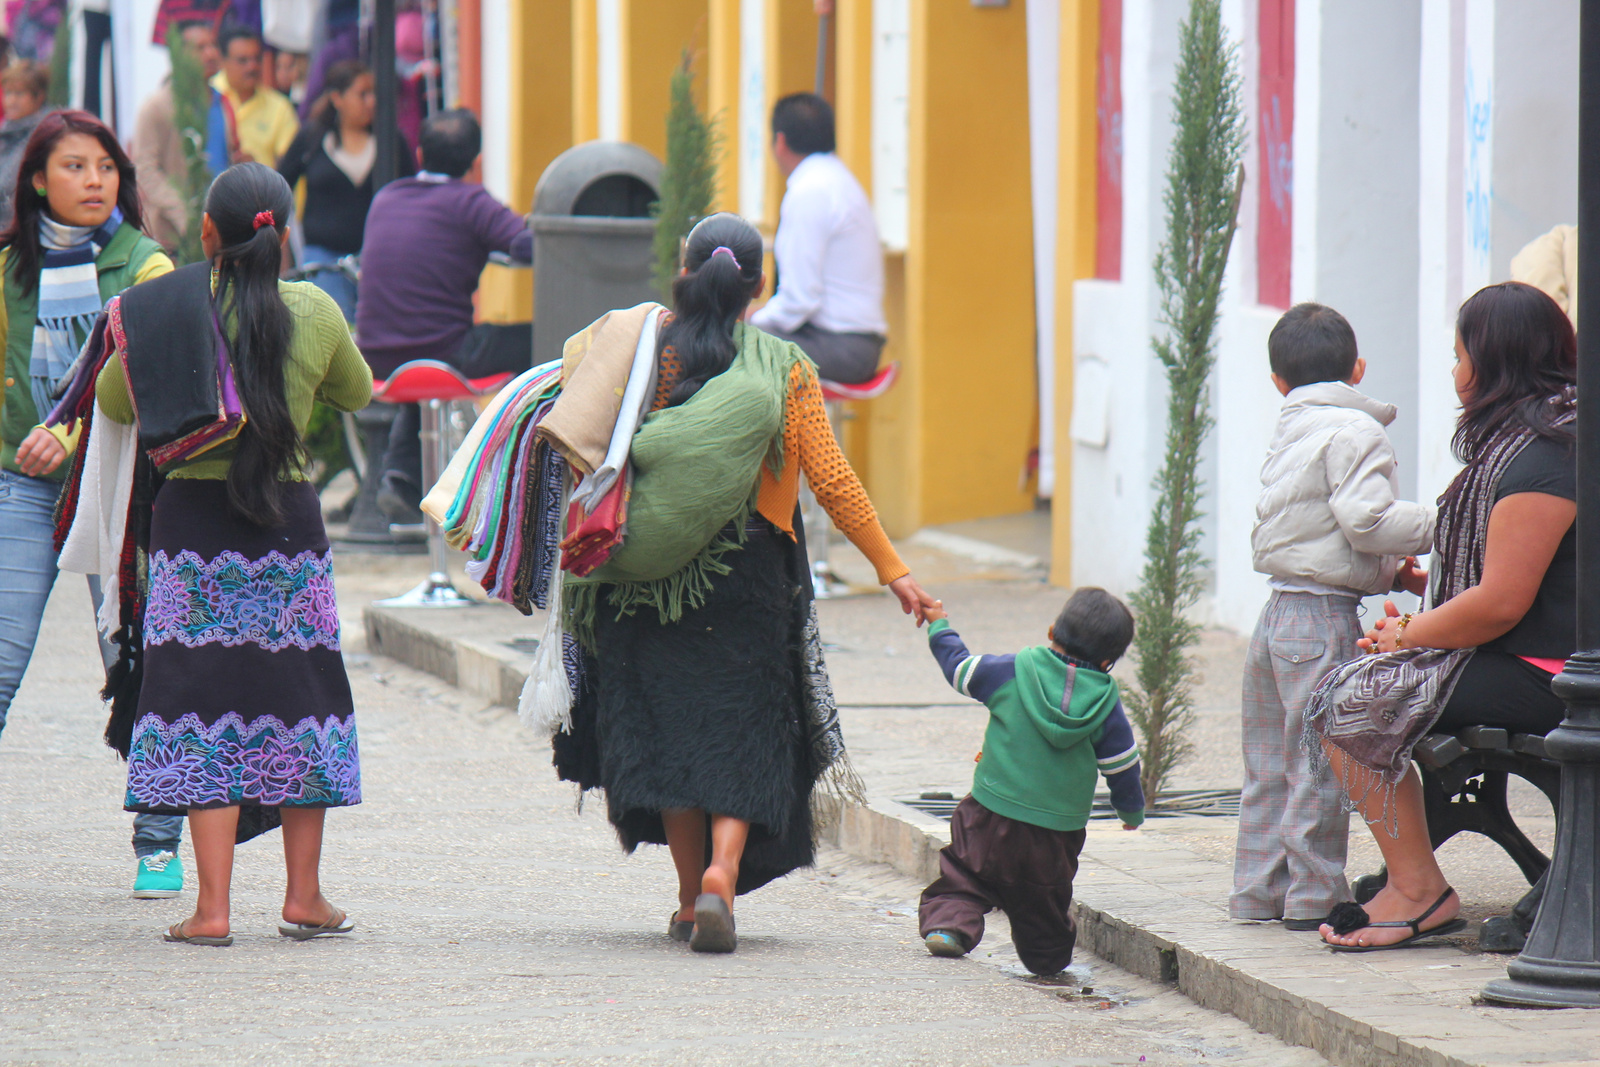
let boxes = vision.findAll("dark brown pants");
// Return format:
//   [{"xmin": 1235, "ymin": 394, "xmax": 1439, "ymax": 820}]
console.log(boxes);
[{"xmin": 918, "ymin": 795, "xmax": 1086, "ymax": 975}]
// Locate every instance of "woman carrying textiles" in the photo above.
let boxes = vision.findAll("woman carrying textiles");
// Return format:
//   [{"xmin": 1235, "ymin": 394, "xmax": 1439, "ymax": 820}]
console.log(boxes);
[
  {"xmin": 92, "ymin": 163, "xmax": 373, "ymax": 946},
  {"xmin": 559, "ymin": 213, "xmax": 937, "ymax": 953}
]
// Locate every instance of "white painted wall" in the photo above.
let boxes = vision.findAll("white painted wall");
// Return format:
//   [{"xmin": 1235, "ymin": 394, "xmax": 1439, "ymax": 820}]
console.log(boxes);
[
  {"xmin": 870, "ymin": 0, "xmax": 909, "ymax": 251},
  {"xmin": 480, "ymin": 0, "xmax": 512, "ymax": 200},
  {"xmin": 1025, "ymin": 0, "xmax": 1059, "ymax": 499},
  {"xmin": 112, "ymin": 0, "xmax": 170, "ymax": 142}
]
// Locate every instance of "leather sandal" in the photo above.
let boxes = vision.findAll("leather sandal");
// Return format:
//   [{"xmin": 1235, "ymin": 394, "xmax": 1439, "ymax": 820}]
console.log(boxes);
[
  {"xmin": 669, "ymin": 912, "xmax": 694, "ymax": 943},
  {"xmin": 1323, "ymin": 888, "xmax": 1465, "ymax": 952}
]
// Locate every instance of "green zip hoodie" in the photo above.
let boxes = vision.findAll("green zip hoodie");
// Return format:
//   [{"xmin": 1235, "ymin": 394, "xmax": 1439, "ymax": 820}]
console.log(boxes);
[{"xmin": 929, "ymin": 618, "xmax": 1145, "ymax": 831}]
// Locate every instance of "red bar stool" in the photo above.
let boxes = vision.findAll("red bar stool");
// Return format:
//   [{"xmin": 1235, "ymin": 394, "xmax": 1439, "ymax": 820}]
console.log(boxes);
[
  {"xmin": 808, "ymin": 362, "xmax": 900, "ymax": 598},
  {"xmin": 371, "ymin": 360, "xmax": 516, "ymax": 607}
]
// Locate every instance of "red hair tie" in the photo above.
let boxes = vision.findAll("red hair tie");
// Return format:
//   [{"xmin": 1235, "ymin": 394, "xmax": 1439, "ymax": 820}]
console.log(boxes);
[{"xmin": 253, "ymin": 210, "xmax": 276, "ymax": 231}]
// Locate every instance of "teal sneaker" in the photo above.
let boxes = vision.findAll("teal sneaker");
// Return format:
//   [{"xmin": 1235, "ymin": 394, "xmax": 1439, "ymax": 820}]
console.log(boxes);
[
  {"xmin": 132, "ymin": 851, "xmax": 184, "ymax": 899},
  {"xmin": 925, "ymin": 930, "xmax": 970, "ymax": 958}
]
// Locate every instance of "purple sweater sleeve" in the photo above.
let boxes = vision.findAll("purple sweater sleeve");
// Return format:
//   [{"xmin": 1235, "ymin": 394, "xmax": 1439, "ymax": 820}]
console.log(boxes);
[{"xmin": 469, "ymin": 186, "xmax": 532, "ymax": 263}]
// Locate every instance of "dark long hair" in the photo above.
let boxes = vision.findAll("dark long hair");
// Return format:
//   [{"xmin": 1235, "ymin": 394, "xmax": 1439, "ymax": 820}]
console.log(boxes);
[
  {"xmin": 1453, "ymin": 281, "xmax": 1577, "ymax": 463},
  {"xmin": 207, "ymin": 163, "xmax": 300, "ymax": 526},
  {"xmin": 660, "ymin": 212, "xmax": 764, "ymax": 407},
  {"xmin": 311, "ymin": 59, "xmax": 370, "ymax": 145},
  {"xmin": 1, "ymin": 109, "xmax": 144, "ymax": 297}
]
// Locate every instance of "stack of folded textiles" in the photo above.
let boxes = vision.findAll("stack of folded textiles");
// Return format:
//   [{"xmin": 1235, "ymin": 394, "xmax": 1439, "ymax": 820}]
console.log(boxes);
[{"xmin": 435, "ymin": 360, "xmax": 568, "ymax": 615}]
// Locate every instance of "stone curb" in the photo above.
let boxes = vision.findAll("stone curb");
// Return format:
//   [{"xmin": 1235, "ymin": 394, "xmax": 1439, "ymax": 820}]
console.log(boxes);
[
  {"xmin": 362, "ymin": 603, "xmax": 1588, "ymax": 1067},
  {"xmin": 366, "ymin": 604, "xmax": 530, "ymax": 709}
]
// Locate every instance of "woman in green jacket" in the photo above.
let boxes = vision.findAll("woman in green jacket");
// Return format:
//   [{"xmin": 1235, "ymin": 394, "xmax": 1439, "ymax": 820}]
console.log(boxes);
[{"xmin": 0, "ymin": 111, "xmax": 171, "ymax": 876}]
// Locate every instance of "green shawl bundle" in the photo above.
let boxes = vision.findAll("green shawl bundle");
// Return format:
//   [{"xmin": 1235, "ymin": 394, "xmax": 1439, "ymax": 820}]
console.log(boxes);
[{"xmin": 565, "ymin": 323, "xmax": 804, "ymax": 639}]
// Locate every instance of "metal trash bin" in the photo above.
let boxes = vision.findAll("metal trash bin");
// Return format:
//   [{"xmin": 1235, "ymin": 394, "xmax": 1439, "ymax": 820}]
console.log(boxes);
[{"xmin": 531, "ymin": 141, "xmax": 663, "ymax": 367}]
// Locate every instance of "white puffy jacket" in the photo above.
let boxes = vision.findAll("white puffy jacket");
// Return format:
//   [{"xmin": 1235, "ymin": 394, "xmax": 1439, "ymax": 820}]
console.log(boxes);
[{"xmin": 1251, "ymin": 381, "xmax": 1436, "ymax": 595}]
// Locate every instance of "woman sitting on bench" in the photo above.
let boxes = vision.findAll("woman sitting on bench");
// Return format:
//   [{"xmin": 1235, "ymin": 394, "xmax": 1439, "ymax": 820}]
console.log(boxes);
[{"xmin": 1306, "ymin": 281, "xmax": 1576, "ymax": 952}]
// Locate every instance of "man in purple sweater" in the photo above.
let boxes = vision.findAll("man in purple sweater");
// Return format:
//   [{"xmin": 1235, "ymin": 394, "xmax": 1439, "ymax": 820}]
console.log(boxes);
[{"xmin": 357, "ymin": 108, "xmax": 532, "ymax": 521}]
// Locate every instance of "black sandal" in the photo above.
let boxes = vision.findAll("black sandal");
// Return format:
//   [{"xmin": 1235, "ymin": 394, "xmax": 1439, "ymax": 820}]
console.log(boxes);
[
  {"xmin": 689, "ymin": 892, "xmax": 737, "ymax": 953},
  {"xmin": 1323, "ymin": 887, "xmax": 1465, "ymax": 952},
  {"xmin": 668, "ymin": 912, "xmax": 694, "ymax": 943}
]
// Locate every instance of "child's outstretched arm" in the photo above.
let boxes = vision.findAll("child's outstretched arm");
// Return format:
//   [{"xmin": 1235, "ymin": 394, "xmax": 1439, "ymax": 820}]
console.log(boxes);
[
  {"xmin": 1326, "ymin": 425, "xmax": 1436, "ymax": 557},
  {"xmin": 927, "ymin": 615, "xmax": 1016, "ymax": 704},
  {"xmin": 1095, "ymin": 701, "xmax": 1146, "ymax": 829}
]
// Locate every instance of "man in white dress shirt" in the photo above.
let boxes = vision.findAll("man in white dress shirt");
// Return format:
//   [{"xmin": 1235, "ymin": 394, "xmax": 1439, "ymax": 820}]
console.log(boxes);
[{"xmin": 750, "ymin": 93, "xmax": 888, "ymax": 384}]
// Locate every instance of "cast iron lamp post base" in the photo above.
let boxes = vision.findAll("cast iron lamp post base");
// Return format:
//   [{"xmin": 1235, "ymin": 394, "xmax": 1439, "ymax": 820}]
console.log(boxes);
[{"xmin": 1482, "ymin": 652, "xmax": 1600, "ymax": 1007}]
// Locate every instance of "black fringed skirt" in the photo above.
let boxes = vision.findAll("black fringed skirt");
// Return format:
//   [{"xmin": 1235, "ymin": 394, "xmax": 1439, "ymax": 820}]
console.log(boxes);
[{"xmin": 587, "ymin": 517, "xmax": 816, "ymax": 895}]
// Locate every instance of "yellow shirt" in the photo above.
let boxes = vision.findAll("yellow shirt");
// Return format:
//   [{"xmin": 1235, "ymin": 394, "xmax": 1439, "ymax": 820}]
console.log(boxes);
[{"xmin": 211, "ymin": 74, "xmax": 300, "ymax": 168}]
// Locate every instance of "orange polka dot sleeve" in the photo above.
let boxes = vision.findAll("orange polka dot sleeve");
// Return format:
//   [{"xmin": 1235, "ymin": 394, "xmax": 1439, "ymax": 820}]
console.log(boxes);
[{"xmin": 756, "ymin": 362, "xmax": 908, "ymax": 586}]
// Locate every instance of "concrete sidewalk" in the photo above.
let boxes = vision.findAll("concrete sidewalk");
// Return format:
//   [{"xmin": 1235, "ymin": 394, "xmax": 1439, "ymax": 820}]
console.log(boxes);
[{"xmin": 361, "ymin": 534, "xmax": 1587, "ymax": 1067}]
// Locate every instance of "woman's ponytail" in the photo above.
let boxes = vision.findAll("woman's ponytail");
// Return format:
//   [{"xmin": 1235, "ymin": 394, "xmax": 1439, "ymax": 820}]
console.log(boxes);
[
  {"xmin": 660, "ymin": 213, "xmax": 765, "ymax": 406},
  {"xmin": 205, "ymin": 163, "xmax": 299, "ymax": 526}
]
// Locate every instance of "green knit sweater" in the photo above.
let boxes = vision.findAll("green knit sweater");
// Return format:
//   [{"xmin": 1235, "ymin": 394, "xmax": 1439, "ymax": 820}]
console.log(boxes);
[{"xmin": 96, "ymin": 280, "xmax": 372, "ymax": 479}]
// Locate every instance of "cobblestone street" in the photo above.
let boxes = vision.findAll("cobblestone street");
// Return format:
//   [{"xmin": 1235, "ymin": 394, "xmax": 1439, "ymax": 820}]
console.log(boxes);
[{"xmin": 0, "ymin": 570, "xmax": 1328, "ymax": 1067}]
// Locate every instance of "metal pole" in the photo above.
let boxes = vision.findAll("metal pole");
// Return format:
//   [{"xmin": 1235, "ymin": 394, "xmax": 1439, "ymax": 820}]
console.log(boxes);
[
  {"xmin": 1482, "ymin": 0, "xmax": 1600, "ymax": 1009},
  {"xmin": 814, "ymin": 14, "xmax": 830, "ymax": 97},
  {"xmin": 373, "ymin": 0, "xmax": 399, "ymax": 189}
]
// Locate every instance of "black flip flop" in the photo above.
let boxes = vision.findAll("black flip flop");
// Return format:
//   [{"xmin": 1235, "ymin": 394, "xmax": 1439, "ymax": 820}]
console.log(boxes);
[
  {"xmin": 669, "ymin": 912, "xmax": 694, "ymax": 943},
  {"xmin": 1324, "ymin": 887, "xmax": 1466, "ymax": 952},
  {"xmin": 689, "ymin": 892, "xmax": 737, "ymax": 953}
]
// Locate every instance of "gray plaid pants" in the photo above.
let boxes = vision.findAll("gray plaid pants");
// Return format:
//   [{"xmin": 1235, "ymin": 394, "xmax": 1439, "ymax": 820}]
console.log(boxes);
[{"xmin": 1230, "ymin": 590, "xmax": 1361, "ymax": 920}]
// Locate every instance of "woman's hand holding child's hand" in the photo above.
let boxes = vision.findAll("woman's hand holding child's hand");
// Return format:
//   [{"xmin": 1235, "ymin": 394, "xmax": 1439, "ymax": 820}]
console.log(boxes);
[{"xmin": 889, "ymin": 575, "xmax": 940, "ymax": 627}]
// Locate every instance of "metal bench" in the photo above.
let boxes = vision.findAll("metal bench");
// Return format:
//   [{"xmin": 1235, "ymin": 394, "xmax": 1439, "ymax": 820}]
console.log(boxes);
[{"xmin": 1351, "ymin": 726, "xmax": 1559, "ymax": 953}]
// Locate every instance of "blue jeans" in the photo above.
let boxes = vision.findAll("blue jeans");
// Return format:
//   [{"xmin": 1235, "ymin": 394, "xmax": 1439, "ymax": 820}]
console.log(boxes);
[
  {"xmin": 0, "ymin": 475, "xmax": 185, "ymax": 859},
  {"xmin": 0, "ymin": 469, "xmax": 61, "ymax": 738},
  {"xmin": 301, "ymin": 244, "xmax": 357, "ymax": 322}
]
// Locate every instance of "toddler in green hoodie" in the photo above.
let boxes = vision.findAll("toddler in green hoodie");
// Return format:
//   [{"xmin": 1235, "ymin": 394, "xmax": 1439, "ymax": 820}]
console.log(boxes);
[{"xmin": 918, "ymin": 587, "xmax": 1145, "ymax": 975}]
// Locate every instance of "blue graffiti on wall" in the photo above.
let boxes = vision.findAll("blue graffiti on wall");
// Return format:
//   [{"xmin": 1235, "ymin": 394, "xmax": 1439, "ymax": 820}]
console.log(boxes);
[
  {"xmin": 1464, "ymin": 59, "xmax": 1493, "ymax": 266},
  {"xmin": 1262, "ymin": 94, "xmax": 1292, "ymax": 224}
]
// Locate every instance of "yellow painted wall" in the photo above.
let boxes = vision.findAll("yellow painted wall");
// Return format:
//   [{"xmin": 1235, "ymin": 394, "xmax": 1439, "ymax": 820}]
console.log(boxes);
[
  {"xmin": 833, "ymin": 0, "xmax": 871, "ymax": 191},
  {"xmin": 762, "ymin": 0, "xmax": 821, "ymax": 229},
  {"xmin": 571, "ymin": 0, "xmax": 599, "ymax": 143},
  {"xmin": 621, "ymin": 0, "xmax": 711, "ymax": 160},
  {"xmin": 482, "ymin": 0, "xmax": 574, "ymax": 324},
  {"xmin": 1049, "ymin": 0, "xmax": 1100, "ymax": 586},
  {"xmin": 902, "ymin": 1, "xmax": 1037, "ymax": 529},
  {"xmin": 707, "ymin": 0, "xmax": 741, "ymax": 212}
]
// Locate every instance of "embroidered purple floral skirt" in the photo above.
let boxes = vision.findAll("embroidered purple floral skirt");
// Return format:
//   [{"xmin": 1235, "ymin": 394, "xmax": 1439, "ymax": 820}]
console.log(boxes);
[{"xmin": 124, "ymin": 479, "xmax": 360, "ymax": 825}]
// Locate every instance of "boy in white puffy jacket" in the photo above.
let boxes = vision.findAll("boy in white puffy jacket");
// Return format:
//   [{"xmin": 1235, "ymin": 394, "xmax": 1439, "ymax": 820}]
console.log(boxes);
[{"xmin": 1232, "ymin": 303, "xmax": 1435, "ymax": 928}]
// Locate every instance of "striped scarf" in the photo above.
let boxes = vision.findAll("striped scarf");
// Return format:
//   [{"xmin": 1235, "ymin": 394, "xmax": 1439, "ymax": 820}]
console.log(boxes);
[
  {"xmin": 31, "ymin": 208, "xmax": 122, "ymax": 421},
  {"xmin": 1305, "ymin": 391, "xmax": 1576, "ymax": 831}
]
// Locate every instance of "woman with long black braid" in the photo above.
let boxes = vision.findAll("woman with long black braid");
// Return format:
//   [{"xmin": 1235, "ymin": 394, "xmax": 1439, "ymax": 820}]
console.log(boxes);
[
  {"xmin": 564, "ymin": 213, "xmax": 937, "ymax": 952},
  {"xmin": 93, "ymin": 163, "xmax": 372, "ymax": 946}
]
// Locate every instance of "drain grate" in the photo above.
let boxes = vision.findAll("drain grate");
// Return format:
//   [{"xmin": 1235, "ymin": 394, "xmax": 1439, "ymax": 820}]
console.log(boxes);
[{"xmin": 898, "ymin": 788, "xmax": 1241, "ymax": 821}]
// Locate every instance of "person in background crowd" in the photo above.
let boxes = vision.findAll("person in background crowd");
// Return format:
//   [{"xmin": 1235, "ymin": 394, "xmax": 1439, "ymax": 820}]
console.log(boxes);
[
  {"xmin": 356, "ymin": 108, "xmax": 530, "ymax": 524},
  {"xmin": 273, "ymin": 49, "xmax": 308, "ymax": 109},
  {"xmin": 132, "ymin": 20, "xmax": 226, "ymax": 254},
  {"xmin": 0, "ymin": 60, "xmax": 48, "ymax": 230},
  {"xmin": 277, "ymin": 59, "xmax": 412, "ymax": 320},
  {"xmin": 749, "ymin": 92, "xmax": 886, "ymax": 385},
  {"xmin": 212, "ymin": 24, "xmax": 297, "ymax": 169},
  {"xmin": 0, "ymin": 111, "xmax": 176, "ymax": 894},
  {"xmin": 94, "ymin": 163, "xmax": 370, "ymax": 948}
]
